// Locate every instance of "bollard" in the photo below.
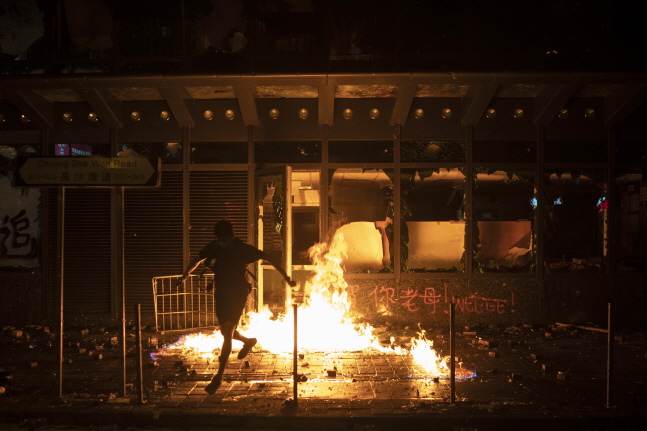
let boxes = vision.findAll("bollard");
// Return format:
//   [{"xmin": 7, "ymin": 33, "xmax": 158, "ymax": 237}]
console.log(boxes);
[
  {"xmin": 136, "ymin": 303, "xmax": 145, "ymax": 404},
  {"xmin": 293, "ymin": 303, "xmax": 298, "ymax": 405},
  {"xmin": 606, "ymin": 302, "xmax": 614, "ymax": 408},
  {"xmin": 450, "ymin": 302, "xmax": 456, "ymax": 404}
]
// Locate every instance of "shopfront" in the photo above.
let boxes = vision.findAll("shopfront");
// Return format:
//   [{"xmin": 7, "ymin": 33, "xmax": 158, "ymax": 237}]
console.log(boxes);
[{"xmin": 0, "ymin": 73, "xmax": 646, "ymax": 329}]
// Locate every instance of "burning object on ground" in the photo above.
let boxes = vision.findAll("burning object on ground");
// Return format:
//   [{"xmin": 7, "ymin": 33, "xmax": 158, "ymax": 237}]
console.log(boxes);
[{"xmin": 152, "ymin": 231, "xmax": 472, "ymax": 381}]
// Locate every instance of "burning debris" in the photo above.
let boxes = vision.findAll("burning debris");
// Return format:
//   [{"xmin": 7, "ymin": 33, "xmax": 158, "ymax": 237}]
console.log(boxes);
[{"xmin": 152, "ymin": 232, "xmax": 468, "ymax": 380}]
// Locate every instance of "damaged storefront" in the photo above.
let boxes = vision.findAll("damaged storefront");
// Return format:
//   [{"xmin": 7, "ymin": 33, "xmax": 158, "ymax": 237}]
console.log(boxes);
[{"xmin": 0, "ymin": 74, "xmax": 646, "ymax": 332}]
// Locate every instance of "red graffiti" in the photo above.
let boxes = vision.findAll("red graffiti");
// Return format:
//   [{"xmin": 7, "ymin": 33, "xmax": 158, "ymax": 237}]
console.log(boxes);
[
  {"xmin": 421, "ymin": 287, "xmax": 442, "ymax": 313},
  {"xmin": 452, "ymin": 295, "xmax": 506, "ymax": 314},
  {"xmin": 348, "ymin": 284, "xmax": 360, "ymax": 305},
  {"xmin": 400, "ymin": 288, "xmax": 419, "ymax": 312},
  {"xmin": 356, "ymin": 283, "xmax": 512, "ymax": 315},
  {"xmin": 370, "ymin": 285, "xmax": 396, "ymax": 311}
]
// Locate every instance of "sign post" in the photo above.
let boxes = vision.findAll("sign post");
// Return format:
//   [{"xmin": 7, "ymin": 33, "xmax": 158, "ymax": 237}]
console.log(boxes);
[
  {"xmin": 16, "ymin": 156, "xmax": 160, "ymax": 188},
  {"xmin": 16, "ymin": 156, "xmax": 160, "ymax": 398}
]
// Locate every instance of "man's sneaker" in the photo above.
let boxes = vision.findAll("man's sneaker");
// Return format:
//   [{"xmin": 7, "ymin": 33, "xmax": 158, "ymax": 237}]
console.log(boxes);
[
  {"xmin": 237, "ymin": 338, "xmax": 257, "ymax": 359},
  {"xmin": 204, "ymin": 375, "xmax": 222, "ymax": 394}
]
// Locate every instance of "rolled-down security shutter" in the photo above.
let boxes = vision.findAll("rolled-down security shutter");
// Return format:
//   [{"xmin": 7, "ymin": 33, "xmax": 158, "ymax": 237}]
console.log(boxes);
[
  {"xmin": 124, "ymin": 171, "xmax": 183, "ymax": 319},
  {"xmin": 189, "ymin": 171, "xmax": 248, "ymax": 260},
  {"xmin": 48, "ymin": 188, "xmax": 112, "ymax": 316}
]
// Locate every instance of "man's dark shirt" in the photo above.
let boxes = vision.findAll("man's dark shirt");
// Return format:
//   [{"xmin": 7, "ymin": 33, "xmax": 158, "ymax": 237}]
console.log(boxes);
[{"xmin": 199, "ymin": 238, "xmax": 264, "ymax": 291}]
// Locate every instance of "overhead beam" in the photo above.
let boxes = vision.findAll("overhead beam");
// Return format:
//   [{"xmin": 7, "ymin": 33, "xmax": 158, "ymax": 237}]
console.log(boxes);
[
  {"xmin": 234, "ymin": 85, "xmax": 260, "ymax": 127},
  {"xmin": 78, "ymin": 88, "xmax": 122, "ymax": 128},
  {"xmin": 160, "ymin": 87, "xmax": 195, "ymax": 127},
  {"xmin": 389, "ymin": 84, "xmax": 417, "ymax": 126},
  {"xmin": 533, "ymin": 84, "xmax": 580, "ymax": 126},
  {"xmin": 461, "ymin": 85, "xmax": 498, "ymax": 126},
  {"xmin": 604, "ymin": 84, "xmax": 647, "ymax": 125},
  {"xmin": 318, "ymin": 85, "xmax": 335, "ymax": 126},
  {"xmin": 3, "ymin": 90, "xmax": 53, "ymax": 129}
]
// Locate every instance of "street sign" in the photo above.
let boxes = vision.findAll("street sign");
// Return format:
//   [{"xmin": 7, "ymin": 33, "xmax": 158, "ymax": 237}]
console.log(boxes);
[{"xmin": 16, "ymin": 156, "xmax": 160, "ymax": 187}]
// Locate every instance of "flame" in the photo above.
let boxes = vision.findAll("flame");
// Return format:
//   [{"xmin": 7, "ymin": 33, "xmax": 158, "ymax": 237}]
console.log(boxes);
[{"xmin": 154, "ymin": 231, "xmax": 463, "ymax": 378}]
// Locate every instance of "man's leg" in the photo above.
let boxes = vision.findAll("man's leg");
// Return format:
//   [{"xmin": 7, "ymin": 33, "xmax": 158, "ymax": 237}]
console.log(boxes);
[
  {"xmin": 233, "ymin": 329, "xmax": 250, "ymax": 343},
  {"xmin": 205, "ymin": 320, "xmax": 236, "ymax": 394}
]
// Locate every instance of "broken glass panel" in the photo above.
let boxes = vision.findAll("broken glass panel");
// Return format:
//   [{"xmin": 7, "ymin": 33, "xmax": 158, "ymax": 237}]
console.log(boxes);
[
  {"xmin": 291, "ymin": 170, "xmax": 321, "ymax": 265},
  {"xmin": 0, "ymin": 145, "xmax": 40, "ymax": 166},
  {"xmin": 401, "ymin": 140, "xmax": 465, "ymax": 163},
  {"xmin": 473, "ymin": 169, "xmax": 535, "ymax": 273},
  {"xmin": 544, "ymin": 169, "xmax": 607, "ymax": 273},
  {"xmin": 329, "ymin": 168, "xmax": 394, "ymax": 273},
  {"xmin": 401, "ymin": 168, "xmax": 465, "ymax": 273},
  {"xmin": 615, "ymin": 168, "xmax": 646, "ymax": 272},
  {"xmin": 118, "ymin": 142, "xmax": 182, "ymax": 164},
  {"xmin": 256, "ymin": 172, "xmax": 284, "ymax": 265}
]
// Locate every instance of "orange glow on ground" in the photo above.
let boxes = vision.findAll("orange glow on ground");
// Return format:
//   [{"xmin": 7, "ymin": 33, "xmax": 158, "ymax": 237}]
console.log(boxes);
[{"xmin": 153, "ymin": 232, "xmax": 466, "ymax": 379}]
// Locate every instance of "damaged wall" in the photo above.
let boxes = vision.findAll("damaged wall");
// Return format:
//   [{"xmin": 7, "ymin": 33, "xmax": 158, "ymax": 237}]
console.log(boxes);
[
  {"xmin": 343, "ymin": 277, "xmax": 621, "ymax": 330},
  {"xmin": 346, "ymin": 278, "xmax": 541, "ymax": 329}
]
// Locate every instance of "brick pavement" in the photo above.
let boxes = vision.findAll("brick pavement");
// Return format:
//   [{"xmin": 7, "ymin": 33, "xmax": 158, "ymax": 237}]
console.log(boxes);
[{"xmin": 0, "ymin": 324, "xmax": 646, "ymax": 430}]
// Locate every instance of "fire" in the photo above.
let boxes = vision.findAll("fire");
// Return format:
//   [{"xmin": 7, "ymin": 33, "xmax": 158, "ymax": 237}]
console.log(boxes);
[{"xmin": 154, "ymin": 231, "xmax": 456, "ymax": 378}]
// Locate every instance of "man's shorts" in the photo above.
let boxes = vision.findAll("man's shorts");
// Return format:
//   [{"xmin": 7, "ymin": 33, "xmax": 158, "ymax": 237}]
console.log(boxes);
[{"xmin": 215, "ymin": 286, "xmax": 250, "ymax": 325}]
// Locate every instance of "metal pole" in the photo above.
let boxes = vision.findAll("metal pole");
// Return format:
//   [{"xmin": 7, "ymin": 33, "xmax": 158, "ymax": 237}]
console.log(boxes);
[
  {"xmin": 57, "ymin": 186, "xmax": 65, "ymax": 397},
  {"xmin": 449, "ymin": 301, "xmax": 456, "ymax": 404},
  {"xmin": 606, "ymin": 302, "xmax": 614, "ymax": 407},
  {"xmin": 115, "ymin": 186, "xmax": 127, "ymax": 397},
  {"xmin": 136, "ymin": 304, "xmax": 145, "ymax": 404},
  {"xmin": 293, "ymin": 303, "xmax": 298, "ymax": 404}
]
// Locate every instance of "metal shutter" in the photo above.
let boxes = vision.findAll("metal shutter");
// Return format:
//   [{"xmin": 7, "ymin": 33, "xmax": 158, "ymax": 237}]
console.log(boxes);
[
  {"xmin": 124, "ymin": 171, "xmax": 184, "ymax": 319},
  {"xmin": 189, "ymin": 171, "xmax": 248, "ymax": 259},
  {"xmin": 62, "ymin": 188, "xmax": 112, "ymax": 315}
]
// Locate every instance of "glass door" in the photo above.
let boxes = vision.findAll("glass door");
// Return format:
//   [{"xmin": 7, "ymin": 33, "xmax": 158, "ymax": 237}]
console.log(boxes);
[
  {"xmin": 255, "ymin": 166, "xmax": 292, "ymax": 314},
  {"xmin": 255, "ymin": 167, "xmax": 322, "ymax": 313}
]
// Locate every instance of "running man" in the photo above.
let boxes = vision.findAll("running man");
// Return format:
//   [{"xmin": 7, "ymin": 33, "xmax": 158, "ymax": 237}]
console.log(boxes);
[{"xmin": 177, "ymin": 219, "xmax": 296, "ymax": 394}]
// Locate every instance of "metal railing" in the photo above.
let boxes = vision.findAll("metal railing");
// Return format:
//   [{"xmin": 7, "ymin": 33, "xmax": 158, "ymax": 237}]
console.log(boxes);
[{"xmin": 152, "ymin": 274, "xmax": 216, "ymax": 331}]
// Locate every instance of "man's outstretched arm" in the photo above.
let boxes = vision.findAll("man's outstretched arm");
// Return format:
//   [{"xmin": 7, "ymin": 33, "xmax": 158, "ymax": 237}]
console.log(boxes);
[
  {"xmin": 259, "ymin": 252, "xmax": 297, "ymax": 287},
  {"xmin": 176, "ymin": 257, "xmax": 206, "ymax": 286}
]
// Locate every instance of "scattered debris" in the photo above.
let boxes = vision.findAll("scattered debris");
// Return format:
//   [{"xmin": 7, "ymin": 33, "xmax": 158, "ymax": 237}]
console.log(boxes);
[
  {"xmin": 509, "ymin": 373, "xmax": 522, "ymax": 382},
  {"xmin": 555, "ymin": 322, "xmax": 608, "ymax": 334}
]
